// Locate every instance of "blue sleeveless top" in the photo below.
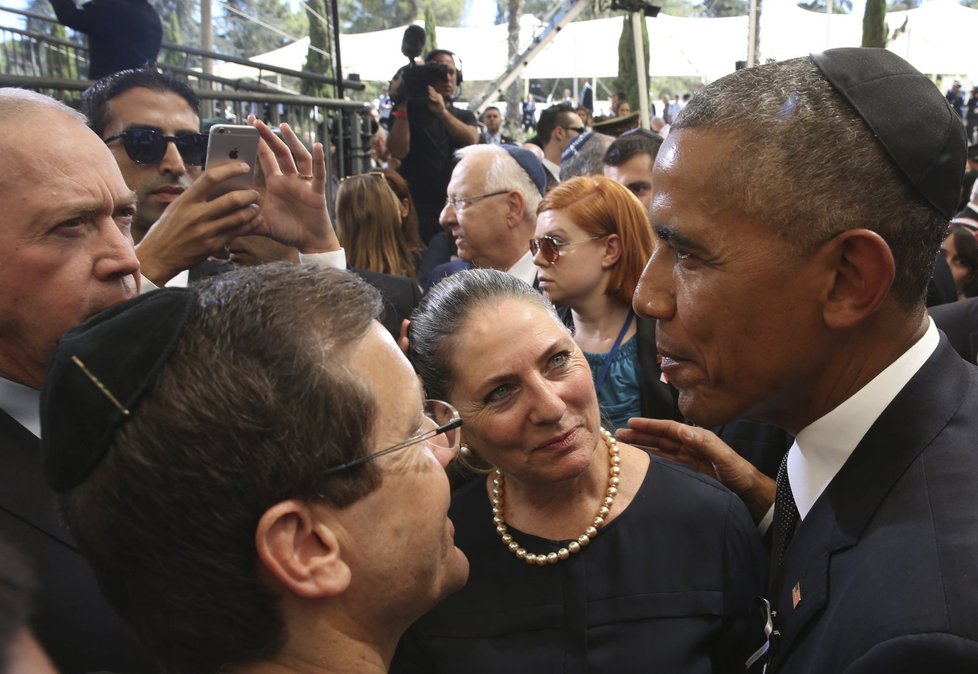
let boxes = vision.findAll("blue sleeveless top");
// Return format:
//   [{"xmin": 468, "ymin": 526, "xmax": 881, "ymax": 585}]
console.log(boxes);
[{"xmin": 583, "ymin": 335, "xmax": 641, "ymax": 432}]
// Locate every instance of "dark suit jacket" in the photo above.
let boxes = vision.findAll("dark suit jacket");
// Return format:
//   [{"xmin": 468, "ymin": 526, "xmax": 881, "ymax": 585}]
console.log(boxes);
[
  {"xmin": 635, "ymin": 316, "xmax": 684, "ymax": 422},
  {"xmin": 930, "ymin": 297, "xmax": 978, "ymax": 363},
  {"xmin": 768, "ymin": 338, "xmax": 978, "ymax": 673},
  {"xmin": 351, "ymin": 269, "xmax": 422, "ymax": 340},
  {"xmin": 0, "ymin": 409, "xmax": 153, "ymax": 673}
]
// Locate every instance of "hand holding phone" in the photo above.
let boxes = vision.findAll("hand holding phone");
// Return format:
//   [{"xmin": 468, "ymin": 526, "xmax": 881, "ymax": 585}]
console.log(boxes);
[{"xmin": 205, "ymin": 124, "xmax": 259, "ymax": 200}]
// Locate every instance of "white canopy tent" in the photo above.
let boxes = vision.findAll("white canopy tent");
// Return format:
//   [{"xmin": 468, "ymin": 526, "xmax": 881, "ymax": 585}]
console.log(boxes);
[{"xmin": 211, "ymin": 0, "xmax": 978, "ymax": 87}]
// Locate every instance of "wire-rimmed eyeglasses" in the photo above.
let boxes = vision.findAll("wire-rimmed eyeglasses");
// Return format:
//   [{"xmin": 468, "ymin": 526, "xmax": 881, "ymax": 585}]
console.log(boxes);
[
  {"xmin": 530, "ymin": 234, "xmax": 604, "ymax": 265},
  {"xmin": 322, "ymin": 399, "xmax": 463, "ymax": 475},
  {"xmin": 444, "ymin": 190, "xmax": 509, "ymax": 212}
]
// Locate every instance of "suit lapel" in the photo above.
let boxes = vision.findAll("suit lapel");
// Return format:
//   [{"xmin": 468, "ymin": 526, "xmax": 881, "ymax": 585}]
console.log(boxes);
[
  {"xmin": 0, "ymin": 408, "xmax": 77, "ymax": 551},
  {"xmin": 772, "ymin": 338, "xmax": 969, "ymax": 665}
]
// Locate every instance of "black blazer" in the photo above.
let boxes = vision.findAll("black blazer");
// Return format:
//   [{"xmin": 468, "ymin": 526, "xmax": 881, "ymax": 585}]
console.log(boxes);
[
  {"xmin": 351, "ymin": 269, "xmax": 422, "ymax": 341},
  {"xmin": 767, "ymin": 338, "xmax": 978, "ymax": 673},
  {"xmin": 0, "ymin": 409, "xmax": 153, "ymax": 673},
  {"xmin": 930, "ymin": 297, "xmax": 978, "ymax": 363}
]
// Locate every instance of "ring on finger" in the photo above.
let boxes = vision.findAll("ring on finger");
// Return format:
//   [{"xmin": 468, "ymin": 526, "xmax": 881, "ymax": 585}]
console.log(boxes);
[{"xmin": 297, "ymin": 173, "xmax": 314, "ymax": 180}]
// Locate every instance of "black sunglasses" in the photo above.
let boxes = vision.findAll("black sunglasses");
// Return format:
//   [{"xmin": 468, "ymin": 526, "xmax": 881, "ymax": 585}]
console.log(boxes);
[
  {"xmin": 104, "ymin": 128, "xmax": 208, "ymax": 166},
  {"xmin": 563, "ymin": 125, "xmax": 586, "ymax": 134}
]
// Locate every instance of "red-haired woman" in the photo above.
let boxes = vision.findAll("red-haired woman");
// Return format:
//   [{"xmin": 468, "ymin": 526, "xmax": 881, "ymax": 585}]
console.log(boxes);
[{"xmin": 532, "ymin": 175, "xmax": 679, "ymax": 430}]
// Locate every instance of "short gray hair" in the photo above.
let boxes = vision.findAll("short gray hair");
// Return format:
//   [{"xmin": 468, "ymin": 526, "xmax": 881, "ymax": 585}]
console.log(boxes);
[
  {"xmin": 561, "ymin": 133, "xmax": 615, "ymax": 181},
  {"xmin": 0, "ymin": 87, "xmax": 86, "ymax": 125},
  {"xmin": 675, "ymin": 56, "xmax": 945, "ymax": 310},
  {"xmin": 455, "ymin": 144, "xmax": 542, "ymax": 217}
]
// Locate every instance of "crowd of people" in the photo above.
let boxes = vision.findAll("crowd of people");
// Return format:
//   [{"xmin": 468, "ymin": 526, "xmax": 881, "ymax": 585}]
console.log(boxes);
[{"xmin": 2, "ymin": 45, "xmax": 978, "ymax": 674}]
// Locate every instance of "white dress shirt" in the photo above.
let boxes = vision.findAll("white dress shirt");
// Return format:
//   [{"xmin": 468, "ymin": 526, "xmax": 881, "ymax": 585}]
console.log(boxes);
[
  {"xmin": 140, "ymin": 248, "xmax": 347, "ymax": 293},
  {"xmin": 506, "ymin": 250, "xmax": 539, "ymax": 287},
  {"xmin": 0, "ymin": 376, "xmax": 40, "ymax": 437},
  {"xmin": 789, "ymin": 318, "xmax": 939, "ymax": 520}
]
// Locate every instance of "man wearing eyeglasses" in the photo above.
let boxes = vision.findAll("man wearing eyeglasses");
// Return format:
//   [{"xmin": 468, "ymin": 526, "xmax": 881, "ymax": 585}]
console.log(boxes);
[
  {"xmin": 427, "ymin": 144, "xmax": 546, "ymax": 291},
  {"xmin": 83, "ymin": 67, "xmax": 344, "ymax": 288},
  {"xmin": 41, "ymin": 264, "xmax": 469, "ymax": 674},
  {"xmin": 536, "ymin": 103, "xmax": 586, "ymax": 179}
]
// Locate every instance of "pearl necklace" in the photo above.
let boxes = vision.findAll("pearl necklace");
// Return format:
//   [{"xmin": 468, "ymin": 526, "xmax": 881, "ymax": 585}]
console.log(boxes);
[{"xmin": 490, "ymin": 428, "xmax": 621, "ymax": 566}]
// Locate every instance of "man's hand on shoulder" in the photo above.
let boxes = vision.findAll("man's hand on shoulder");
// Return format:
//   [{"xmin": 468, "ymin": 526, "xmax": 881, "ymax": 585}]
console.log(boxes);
[
  {"xmin": 135, "ymin": 161, "xmax": 260, "ymax": 286},
  {"xmin": 616, "ymin": 417, "xmax": 776, "ymax": 522}
]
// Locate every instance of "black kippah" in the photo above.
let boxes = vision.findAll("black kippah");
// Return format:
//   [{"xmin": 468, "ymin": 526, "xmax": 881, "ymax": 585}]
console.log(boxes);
[
  {"xmin": 810, "ymin": 47, "xmax": 966, "ymax": 219},
  {"xmin": 41, "ymin": 288, "xmax": 196, "ymax": 492}
]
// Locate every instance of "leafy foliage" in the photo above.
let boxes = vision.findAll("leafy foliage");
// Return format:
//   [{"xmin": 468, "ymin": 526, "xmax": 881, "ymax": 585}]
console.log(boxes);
[
  {"xmin": 614, "ymin": 14, "xmax": 648, "ymax": 115},
  {"xmin": 220, "ymin": 0, "xmax": 308, "ymax": 57},
  {"xmin": 338, "ymin": 0, "xmax": 464, "ymax": 33}
]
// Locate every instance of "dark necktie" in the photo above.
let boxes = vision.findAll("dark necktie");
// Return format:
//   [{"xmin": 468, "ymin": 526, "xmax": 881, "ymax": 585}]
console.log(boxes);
[{"xmin": 772, "ymin": 452, "xmax": 800, "ymax": 568}]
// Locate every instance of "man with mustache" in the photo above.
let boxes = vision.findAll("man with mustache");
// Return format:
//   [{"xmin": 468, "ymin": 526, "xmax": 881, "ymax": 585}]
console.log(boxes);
[{"xmin": 83, "ymin": 67, "xmax": 344, "ymax": 288}]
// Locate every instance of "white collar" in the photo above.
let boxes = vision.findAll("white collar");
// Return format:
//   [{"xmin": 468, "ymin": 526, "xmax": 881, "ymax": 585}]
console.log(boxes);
[
  {"xmin": 0, "ymin": 375, "xmax": 41, "ymax": 438},
  {"xmin": 506, "ymin": 250, "xmax": 539, "ymax": 287},
  {"xmin": 788, "ymin": 318, "xmax": 939, "ymax": 519}
]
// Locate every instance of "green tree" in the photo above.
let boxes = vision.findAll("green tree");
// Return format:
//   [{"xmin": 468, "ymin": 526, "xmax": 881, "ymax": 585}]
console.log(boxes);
[
  {"xmin": 505, "ymin": 0, "xmax": 523, "ymax": 132},
  {"xmin": 302, "ymin": 0, "xmax": 332, "ymax": 96},
  {"xmin": 862, "ymin": 0, "xmax": 886, "ymax": 46},
  {"xmin": 796, "ymin": 0, "xmax": 853, "ymax": 13},
  {"xmin": 613, "ymin": 14, "xmax": 648, "ymax": 117},
  {"xmin": 698, "ymin": 0, "xmax": 749, "ymax": 17},
  {"xmin": 424, "ymin": 2, "xmax": 438, "ymax": 52},
  {"xmin": 149, "ymin": 0, "xmax": 200, "ymax": 47},
  {"xmin": 337, "ymin": 0, "xmax": 463, "ymax": 33},
  {"xmin": 221, "ymin": 0, "xmax": 308, "ymax": 58}
]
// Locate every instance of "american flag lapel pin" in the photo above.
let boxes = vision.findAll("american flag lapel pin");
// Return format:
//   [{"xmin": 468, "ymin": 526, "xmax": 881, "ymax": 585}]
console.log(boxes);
[{"xmin": 791, "ymin": 582, "xmax": 802, "ymax": 609}]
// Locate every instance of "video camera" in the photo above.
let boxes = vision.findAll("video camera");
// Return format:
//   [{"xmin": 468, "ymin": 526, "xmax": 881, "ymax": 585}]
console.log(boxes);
[{"xmin": 397, "ymin": 25, "xmax": 456, "ymax": 102}]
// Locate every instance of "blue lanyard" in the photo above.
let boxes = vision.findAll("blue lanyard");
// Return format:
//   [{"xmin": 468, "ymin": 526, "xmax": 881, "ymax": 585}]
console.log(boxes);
[{"xmin": 594, "ymin": 310, "xmax": 635, "ymax": 393}]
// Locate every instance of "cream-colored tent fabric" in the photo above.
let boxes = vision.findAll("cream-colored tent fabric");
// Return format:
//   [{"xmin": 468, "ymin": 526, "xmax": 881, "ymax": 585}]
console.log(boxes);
[{"xmin": 211, "ymin": 0, "xmax": 976, "ymax": 86}]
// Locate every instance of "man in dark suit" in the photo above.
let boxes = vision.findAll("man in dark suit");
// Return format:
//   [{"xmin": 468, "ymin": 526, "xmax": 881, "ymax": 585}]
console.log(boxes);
[
  {"xmin": 0, "ymin": 84, "xmax": 346, "ymax": 672},
  {"xmin": 630, "ymin": 49, "xmax": 978, "ymax": 672},
  {"xmin": 0, "ymin": 89, "xmax": 153, "ymax": 672},
  {"xmin": 930, "ymin": 296, "xmax": 978, "ymax": 363}
]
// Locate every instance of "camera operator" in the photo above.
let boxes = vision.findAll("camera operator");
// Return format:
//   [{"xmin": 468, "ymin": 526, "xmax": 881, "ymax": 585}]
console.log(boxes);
[{"xmin": 388, "ymin": 47, "xmax": 479, "ymax": 244}]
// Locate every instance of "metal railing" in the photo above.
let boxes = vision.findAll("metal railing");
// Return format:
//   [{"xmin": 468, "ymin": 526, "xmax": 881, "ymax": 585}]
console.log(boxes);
[{"xmin": 0, "ymin": 6, "xmax": 375, "ymax": 175}]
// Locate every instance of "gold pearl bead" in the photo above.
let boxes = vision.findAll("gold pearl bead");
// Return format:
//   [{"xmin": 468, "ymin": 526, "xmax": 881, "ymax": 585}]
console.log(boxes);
[{"xmin": 490, "ymin": 427, "xmax": 620, "ymax": 566}]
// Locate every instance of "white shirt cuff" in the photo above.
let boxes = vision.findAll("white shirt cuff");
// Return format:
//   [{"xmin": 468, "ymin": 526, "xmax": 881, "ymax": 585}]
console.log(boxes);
[
  {"xmin": 299, "ymin": 248, "xmax": 346, "ymax": 269},
  {"xmin": 757, "ymin": 503, "xmax": 775, "ymax": 535}
]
